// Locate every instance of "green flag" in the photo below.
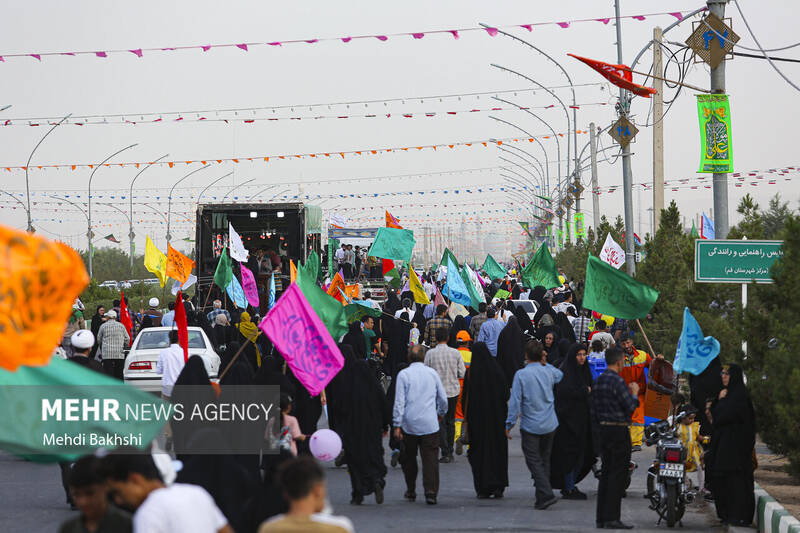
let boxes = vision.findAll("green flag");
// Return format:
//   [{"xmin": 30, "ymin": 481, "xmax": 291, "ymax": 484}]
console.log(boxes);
[
  {"xmin": 459, "ymin": 266, "xmax": 483, "ymax": 312},
  {"xmin": 0, "ymin": 357, "xmax": 166, "ymax": 462},
  {"xmin": 482, "ymin": 254, "xmax": 506, "ymax": 281},
  {"xmin": 494, "ymin": 289, "xmax": 511, "ymax": 299},
  {"xmin": 213, "ymin": 247, "xmax": 233, "ymax": 290},
  {"xmin": 521, "ymin": 243, "xmax": 561, "ymax": 289},
  {"xmin": 344, "ymin": 301, "xmax": 382, "ymax": 324},
  {"xmin": 583, "ymin": 254, "xmax": 659, "ymax": 319},
  {"xmin": 295, "ymin": 265, "xmax": 348, "ymax": 339},
  {"xmin": 690, "ymin": 221, "xmax": 700, "ymax": 239},
  {"xmin": 697, "ymin": 94, "xmax": 732, "ymax": 173},
  {"xmin": 367, "ymin": 227, "xmax": 416, "ymax": 262},
  {"xmin": 440, "ymin": 248, "xmax": 459, "ymax": 270},
  {"xmin": 301, "ymin": 250, "xmax": 321, "ymax": 283},
  {"xmin": 327, "ymin": 238, "xmax": 339, "ymax": 278}
]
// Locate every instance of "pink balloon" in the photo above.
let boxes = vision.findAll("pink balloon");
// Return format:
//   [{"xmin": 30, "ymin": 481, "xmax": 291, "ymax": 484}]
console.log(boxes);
[{"xmin": 309, "ymin": 429, "xmax": 342, "ymax": 462}]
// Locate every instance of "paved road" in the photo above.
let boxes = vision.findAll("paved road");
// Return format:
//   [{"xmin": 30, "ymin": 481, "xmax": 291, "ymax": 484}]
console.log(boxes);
[{"xmin": 0, "ymin": 426, "xmax": 723, "ymax": 532}]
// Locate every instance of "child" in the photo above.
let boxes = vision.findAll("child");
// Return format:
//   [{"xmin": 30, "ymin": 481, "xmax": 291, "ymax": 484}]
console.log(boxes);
[
  {"xmin": 408, "ymin": 322, "xmax": 420, "ymax": 347},
  {"xmin": 676, "ymin": 405, "xmax": 708, "ymax": 492},
  {"xmin": 59, "ymin": 455, "xmax": 133, "ymax": 533},
  {"xmin": 587, "ymin": 339, "xmax": 607, "ymax": 381},
  {"xmin": 279, "ymin": 394, "xmax": 305, "ymax": 456}
]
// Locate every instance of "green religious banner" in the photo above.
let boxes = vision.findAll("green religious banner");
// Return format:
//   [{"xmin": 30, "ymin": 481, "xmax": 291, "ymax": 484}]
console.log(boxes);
[
  {"xmin": 575, "ymin": 213, "xmax": 586, "ymax": 240},
  {"xmin": 697, "ymin": 94, "xmax": 733, "ymax": 173},
  {"xmin": 557, "ymin": 229, "xmax": 564, "ymax": 247}
]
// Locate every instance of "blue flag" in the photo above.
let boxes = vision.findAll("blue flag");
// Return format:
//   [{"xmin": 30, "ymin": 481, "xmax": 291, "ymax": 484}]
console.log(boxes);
[
  {"xmin": 226, "ymin": 275, "xmax": 247, "ymax": 309},
  {"xmin": 445, "ymin": 256, "xmax": 472, "ymax": 307},
  {"xmin": 268, "ymin": 272, "xmax": 276, "ymax": 309},
  {"xmin": 674, "ymin": 307, "xmax": 720, "ymax": 375},
  {"xmin": 701, "ymin": 213, "xmax": 715, "ymax": 239}
]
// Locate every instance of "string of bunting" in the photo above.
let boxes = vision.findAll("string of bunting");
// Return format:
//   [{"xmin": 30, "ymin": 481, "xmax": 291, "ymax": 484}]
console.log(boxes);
[
  {"xmin": 0, "ymin": 10, "xmax": 697, "ymax": 63},
  {"xmin": 592, "ymin": 166, "xmax": 800, "ymax": 194},
  {"xmin": 0, "ymin": 134, "xmax": 587, "ymax": 172}
]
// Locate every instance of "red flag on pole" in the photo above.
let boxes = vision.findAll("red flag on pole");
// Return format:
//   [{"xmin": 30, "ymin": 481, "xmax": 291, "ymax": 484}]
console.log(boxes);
[
  {"xmin": 567, "ymin": 54, "xmax": 657, "ymax": 98},
  {"xmin": 173, "ymin": 291, "xmax": 189, "ymax": 363},
  {"xmin": 119, "ymin": 291, "xmax": 133, "ymax": 339},
  {"xmin": 382, "ymin": 259, "xmax": 395, "ymax": 276}
]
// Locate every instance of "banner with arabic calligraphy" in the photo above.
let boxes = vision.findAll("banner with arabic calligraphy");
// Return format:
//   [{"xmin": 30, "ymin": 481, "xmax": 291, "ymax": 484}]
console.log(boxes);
[
  {"xmin": 697, "ymin": 94, "xmax": 733, "ymax": 173},
  {"xmin": 574, "ymin": 213, "xmax": 586, "ymax": 240},
  {"xmin": 694, "ymin": 239, "xmax": 783, "ymax": 283}
]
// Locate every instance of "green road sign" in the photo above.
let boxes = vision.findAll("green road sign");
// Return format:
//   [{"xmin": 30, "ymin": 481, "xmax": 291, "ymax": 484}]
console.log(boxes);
[{"xmin": 694, "ymin": 239, "xmax": 783, "ymax": 283}]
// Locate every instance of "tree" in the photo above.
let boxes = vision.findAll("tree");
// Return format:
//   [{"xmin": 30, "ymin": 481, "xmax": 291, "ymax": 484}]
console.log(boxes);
[{"xmin": 763, "ymin": 193, "xmax": 791, "ymax": 238}]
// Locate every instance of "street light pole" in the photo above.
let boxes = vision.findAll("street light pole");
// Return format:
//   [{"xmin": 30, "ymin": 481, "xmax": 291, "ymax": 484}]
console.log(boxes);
[
  {"xmin": 129, "ymin": 154, "xmax": 169, "ymax": 275},
  {"xmin": 221, "ymin": 178, "xmax": 256, "ymax": 203},
  {"xmin": 87, "ymin": 144, "xmax": 138, "ymax": 279},
  {"xmin": 708, "ymin": 0, "xmax": 729, "ymax": 238},
  {"xmin": 25, "ymin": 113, "xmax": 71, "ymax": 233},
  {"xmin": 497, "ymin": 143, "xmax": 547, "ymax": 186},
  {"xmin": 166, "ymin": 165, "xmax": 213, "ymax": 247}
]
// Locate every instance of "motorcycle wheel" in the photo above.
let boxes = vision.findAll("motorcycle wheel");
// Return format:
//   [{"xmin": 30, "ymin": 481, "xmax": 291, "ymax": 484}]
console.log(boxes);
[{"xmin": 665, "ymin": 483, "xmax": 678, "ymax": 527}]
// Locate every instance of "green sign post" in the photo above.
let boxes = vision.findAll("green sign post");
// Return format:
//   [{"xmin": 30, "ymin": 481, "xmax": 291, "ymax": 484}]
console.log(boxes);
[{"xmin": 694, "ymin": 239, "xmax": 783, "ymax": 283}]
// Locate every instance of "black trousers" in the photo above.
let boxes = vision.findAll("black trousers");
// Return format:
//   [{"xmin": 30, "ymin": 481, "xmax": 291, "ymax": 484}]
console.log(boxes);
[
  {"xmin": 400, "ymin": 431, "xmax": 439, "ymax": 497},
  {"xmin": 102, "ymin": 359, "xmax": 125, "ymax": 380},
  {"xmin": 596, "ymin": 426, "xmax": 631, "ymax": 525},
  {"xmin": 439, "ymin": 396, "xmax": 458, "ymax": 457}
]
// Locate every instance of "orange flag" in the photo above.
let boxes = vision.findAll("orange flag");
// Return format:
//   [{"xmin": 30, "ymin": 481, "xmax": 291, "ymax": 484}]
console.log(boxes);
[
  {"xmin": 290, "ymin": 259, "xmax": 297, "ymax": 284},
  {"xmin": 327, "ymin": 270, "xmax": 347, "ymax": 304},
  {"xmin": 385, "ymin": 210, "xmax": 402, "ymax": 229},
  {"xmin": 344, "ymin": 284, "xmax": 360, "ymax": 300},
  {"xmin": 165, "ymin": 244, "xmax": 195, "ymax": 285},
  {"xmin": 0, "ymin": 224, "xmax": 89, "ymax": 371}
]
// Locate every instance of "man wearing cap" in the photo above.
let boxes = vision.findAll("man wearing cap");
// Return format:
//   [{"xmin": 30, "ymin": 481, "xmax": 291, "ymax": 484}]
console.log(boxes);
[
  {"xmin": 68, "ymin": 330, "xmax": 103, "ymax": 373},
  {"xmin": 96, "ymin": 310, "xmax": 130, "ymax": 380},
  {"xmin": 424, "ymin": 328, "xmax": 466, "ymax": 463},
  {"xmin": 453, "ymin": 330, "xmax": 472, "ymax": 456},
  {"xmin": 140, "ymin": 298, "xmax": 163, "ymax": 328}
]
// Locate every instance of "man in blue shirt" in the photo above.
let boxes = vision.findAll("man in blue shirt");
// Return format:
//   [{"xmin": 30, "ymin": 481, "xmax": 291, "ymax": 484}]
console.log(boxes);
[
  {"xmin": 393, "ymin": 344, "xmax": 448, "ymax": 505},
  {"xmin": 161, "ymin": 301, "xmax": 176, "ymax": 327},
  {"xmin": 506, "ymin": 339, "xmax": 563, "ymax": 510},
  {"xmin": 476, "ymin": 307, "xmax": 504, "ymax": 356}
]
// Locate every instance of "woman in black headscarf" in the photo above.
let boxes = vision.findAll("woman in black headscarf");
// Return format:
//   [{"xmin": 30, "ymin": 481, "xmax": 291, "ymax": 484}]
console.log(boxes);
[
  {"xmin": 449, "ymin": 315, "xmax": 469, "ymax": 348},
  {"xmin": 512, "ymin": 304, "xmax": 535, "ymax": 337},
  {"xmin": 496, "ymin": 316, "xmax": 524, "ymax": 388},
  {"xmin": 541, "ymin": 331, "xmax": 559, "ymax": 364},
  {"xmin": 326, "ymin": 344, "xmax": 391, "ymax": 505},
  {"xmin": 552, "ymin": 338, "xmax": 572, "ymax": 368},
  {"xmin": 89, "ymin": 305, "xmax": 105, "ymax": 360},
  {"xmin": 384, "ymin": 291, "xmax": 402, "ymax": 316},
  {"xmin": 341, "ymin": 321, "xmax": 367, "ymax": 360},
  {"xmin": 529, "ymin": 286, "xmax": 546, "ymax": 306},
  {"xmin": 555, "ymin": 312, "xmax": 576, "ymax": 343},
  {"xmin": 384, "ymin": 314, "xmax": 411, "ymax": 379},
  {"xmin": 462, "ymin": 342, "xmax": 509, "ymax": 498},
  {"xmin": 709, "ymin": 364, "xmax": 756, "ymax": 526},
  {"xmin": 550, "ymin": 343, "xmax": 594, "ymax": 499},
  {"xmin": 254, "ymin": 355, "xmax": 296, "ymax": 397},
  {"xmin": 510, "ymin": 280, "xmax": 522, "ymax": 300},
  {"xmin": 220, "ymin": 341, "xmax": 241, "ymax": 377},
  {"xmin": 170, "ymin": 355, "xmax": 217, "ymax": 460}
]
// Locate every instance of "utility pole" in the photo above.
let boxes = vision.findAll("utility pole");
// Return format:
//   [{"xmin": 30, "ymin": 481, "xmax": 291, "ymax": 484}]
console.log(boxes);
[
  {"xmin": 590, "ymin": 122, "xmax": 600, "ymax": 231},
  {"xmin": 708, "ymin": 2, "xmax": 729, "ymax": 238},
  {"xmin": 652, "ymin": 26, "xmax": 665, "ymax": 231},
  {"xmin": 615, "ymin": 0, "xmax": 636, "ymax": 276}
]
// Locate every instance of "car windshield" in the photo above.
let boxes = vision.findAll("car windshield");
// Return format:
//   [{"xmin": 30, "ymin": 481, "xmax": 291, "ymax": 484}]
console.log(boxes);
[
  {"xmin": 515, "ymin": 301, "xmax": 536, "ymax": 313},
  {"xmin": 136, "ymin": 330, "xmax": 206, "ymax": 350}
]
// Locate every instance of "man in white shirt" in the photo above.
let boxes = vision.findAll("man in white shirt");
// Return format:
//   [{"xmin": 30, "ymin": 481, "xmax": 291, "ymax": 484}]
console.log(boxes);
[
  {"xmin": 156, "ymin": 330, "xmax": 185, "ymax": 401},
  {"xmin": 102, "ymin": 452, "xmax": 232, "ymax": 533},
  {"xmin": 394, "ymin": 298, "xmax": 415, "ymax": 319}
]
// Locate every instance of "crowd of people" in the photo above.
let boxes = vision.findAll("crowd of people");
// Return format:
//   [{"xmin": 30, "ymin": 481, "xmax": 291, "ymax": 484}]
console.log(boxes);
[{"xmin": 55, "ymin": 259, "xmax": 756, "ymax": 532}]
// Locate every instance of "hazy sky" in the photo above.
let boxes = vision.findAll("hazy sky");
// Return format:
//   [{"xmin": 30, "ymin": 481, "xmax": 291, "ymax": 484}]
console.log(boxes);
[{"xmin": 0, "ymin": 1, "xmax": 797, "ymax": 256}]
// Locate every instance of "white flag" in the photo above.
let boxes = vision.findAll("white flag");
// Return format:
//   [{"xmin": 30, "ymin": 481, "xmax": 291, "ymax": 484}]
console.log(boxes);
[
  {"xmin": 599, "ymin": 233, "xmax": 625, "ymax": 269},
  {"xmin": 329, "ymin": 212, "xmax": 348, "ymax": 228},
  {"xmin": 228, "ymin": 223, "xmax": 249, "ymax": 263},
  {"xmin": 170, "ymin": 274, "xmax": 198, "ymax": 296}
]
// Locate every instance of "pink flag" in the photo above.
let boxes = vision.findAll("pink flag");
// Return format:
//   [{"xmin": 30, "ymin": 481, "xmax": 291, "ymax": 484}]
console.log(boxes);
[
  {"xmin": 258, "ymin": 283, "xmax": 343, "ymax": 396},
  {"xmin": 434, "ymin": 286, "xmax": 446, "ymax": 307},
  {"xmin": 484, "ymin": 27, "xmax": 498, "ymax": 36},
  {"xmin": 240, "ymin": 266, "xmax": 260, "ymax": 308},
  {"xmin": 669, "ymin": 12, "xmax": 684, "ymax": 20},
  {"xmin": 236, "ymin": 44, "xmax": 248, "ymax": 51},
  {"xmin": 412, "ymin": 33, "xmax": 425, "ymax": 39},
  {"xmin": 129, "ymin": 49, "xmax": 143, "ymax": 57},
  {"xmin": 95, "ymin": 51, "xmax": 107, "ymax": 58}
]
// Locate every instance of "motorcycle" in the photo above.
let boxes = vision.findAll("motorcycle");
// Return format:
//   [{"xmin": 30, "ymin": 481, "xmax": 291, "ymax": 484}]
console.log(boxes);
[{"xmin": 644, "ymin": 415, "xmax": 696, "ymax": 527}]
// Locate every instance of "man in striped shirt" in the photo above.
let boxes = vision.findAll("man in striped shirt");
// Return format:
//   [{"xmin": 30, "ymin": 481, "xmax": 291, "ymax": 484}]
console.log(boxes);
[{"xmin": 96, "ymin": 310, "xmax": 130, "ymax": 380}]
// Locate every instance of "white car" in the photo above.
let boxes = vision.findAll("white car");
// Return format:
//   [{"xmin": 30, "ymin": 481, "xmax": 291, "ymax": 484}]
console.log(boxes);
[
  {"xmin": 123, "ymin": 326, "xmax": 220, "ymax": 393},
  {"xmin": 99, "ymin": 280, "xmax": 118, "ymax": 290},
  {"xmin": 510, "ymin": 299, "xmax": 538, "ymax": 323}
]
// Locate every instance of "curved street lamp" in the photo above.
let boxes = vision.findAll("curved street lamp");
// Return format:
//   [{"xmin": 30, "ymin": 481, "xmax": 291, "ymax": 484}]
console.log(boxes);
[
  {"xmin": 166, "ymin": 165, "xmax": 213, "ymax": 246},
  {"xmin": 87, "ymin": 144, "xmax": 138, "ymax": 279},
  {"xmin": 25, "ymin": 113, "xmax": 71, "ymax": 232},
  {"xmin": 497, "ymin": 144, "xmax": 546, "ymax": 185},
  {"xmin": 221, "ymin": 178, "xmax": 256, "ymax": 203},
  {"xmin": 128, "ymin": 154, "xmax": 169, "ymax": 274},
  {"xmin": 197, "ymin": 172, "xmax": 234, "ymax": 210},
  {"xmin": 247, "ymin": 184, "xmax": 279, "ymax": 201}
]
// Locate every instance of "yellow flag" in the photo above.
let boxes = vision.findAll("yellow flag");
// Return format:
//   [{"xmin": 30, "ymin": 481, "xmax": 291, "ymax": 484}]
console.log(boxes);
[
  {"xmin": 290, "ymin": 259, "xmax": 297, "ymax": 284},
  {"xmin": 165, "ymin": 244, "xmax": 195, "ymax": 285},
  {"xmin": 144, "ymin": 236, "xmax": 168, "ymax": 288},
  {"xmin": 409, "ymin": 265, "xmax": 431, "ymax": 305}
]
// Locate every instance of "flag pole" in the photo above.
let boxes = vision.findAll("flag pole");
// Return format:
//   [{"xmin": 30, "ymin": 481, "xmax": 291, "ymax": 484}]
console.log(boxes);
[{"xmin": 635, "ymin": 318, "xmax": 657, "ymax": 357}]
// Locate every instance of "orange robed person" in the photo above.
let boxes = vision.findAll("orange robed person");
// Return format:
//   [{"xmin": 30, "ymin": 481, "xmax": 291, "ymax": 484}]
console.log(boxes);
[{"xmin": 617, "ymin": 334, "xmax": 663, "ymax": 448}]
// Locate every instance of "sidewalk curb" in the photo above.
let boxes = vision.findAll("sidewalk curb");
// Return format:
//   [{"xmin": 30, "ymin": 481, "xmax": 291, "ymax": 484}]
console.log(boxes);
[{"xmin": 749, "ymin": 483, "xmax": 800, "ymax": 533}]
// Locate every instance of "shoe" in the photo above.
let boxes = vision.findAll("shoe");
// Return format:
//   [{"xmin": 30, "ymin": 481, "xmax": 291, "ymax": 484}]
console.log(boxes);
[
  {"xmin": 375, "ymin": 483, "xmax": 384, "ymax": 504},
  {"xmin": 349, "ymin": 496, "xmax": 363, "ymax": 505},
  {"xmin": 425, "ymin": 495, "xmax": 437, "ymax": 505},
  {"xmin": 404, "ymin": 490, "xmax": 416, "ymax": 502},
  {"xmin": 492, "ymin": 488, "xmax": 504, "ymax": 499},
  {"xmin": 439, "ymin": 455, "xmax": 453, "ymax": 463},
  {"xmin": 631, "ymin": 445, "xmax": 642, "ymax": 452},
  {"xmin": 477, "ymin": 492, "xmax": 491, "ymax": 499},
  {"xmin": 601, "ymin": 520, "xmax": 634, "ymax": 529},
  {"xmin": 390, "ymin": 449, "xmax": 400, "ymax": 468},
  {"xmin": 562, "ymin": 488, "xmax": 587, "ymax": 500},
  {"xmin": 534, "ymin": 495, "xmax": 558, "ymax": 510},
  {"xmin": 455, "ymin": 436, "xmax": 464, "ymax": 456}
]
